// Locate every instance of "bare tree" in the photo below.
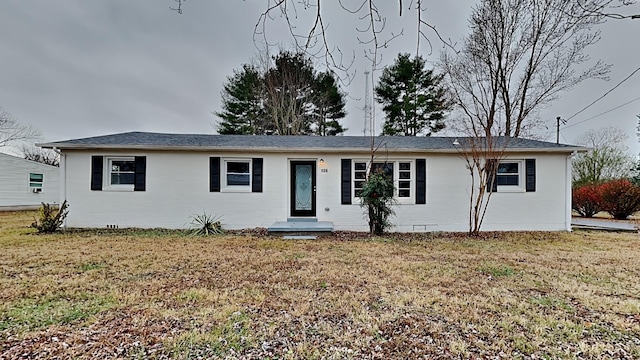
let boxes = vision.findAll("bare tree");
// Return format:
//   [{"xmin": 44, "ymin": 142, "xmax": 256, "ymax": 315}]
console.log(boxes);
[
  {"xmin": 572, "ymin": 127, "xmax": 635, "ymax": 186},
  {"xmin": 0, "ymin": 107, "xmax": 41, "ymax": 147},
  {"xmin": 170, "ymin": 1, "xmax": 636, "ymax": 80},
  {"xmin": 20, "ymin": 144, "xmax": 60, "ymax": 166},
  {"xmin": 441, "ymin": 0, "xmax": 622, "ymax": 234}
]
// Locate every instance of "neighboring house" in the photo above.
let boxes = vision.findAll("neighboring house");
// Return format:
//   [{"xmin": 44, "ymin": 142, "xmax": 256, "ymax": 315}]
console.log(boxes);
[
  {"xmin": 0, "ymin": 152, "xmax": 60, "ymax": 210},
  {"xmin": 39, "ymin": 132, "xmax": 583, "ymax": 232}
]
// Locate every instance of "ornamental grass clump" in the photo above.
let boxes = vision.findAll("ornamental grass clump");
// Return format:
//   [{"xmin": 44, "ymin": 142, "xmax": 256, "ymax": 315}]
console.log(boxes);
[
  {"xmin": 189, "ymin": 213, "xmax": 224, "ymax": 236},
  {"xmin": 360, "ymin": 168, "xmax": 396, "ymax": 235}
]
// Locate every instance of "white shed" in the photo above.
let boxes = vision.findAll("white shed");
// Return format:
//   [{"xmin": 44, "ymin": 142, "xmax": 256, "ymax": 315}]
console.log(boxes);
[{"xmin": 0, "ymin": 152, "xmax": 60, "ymax": 210}]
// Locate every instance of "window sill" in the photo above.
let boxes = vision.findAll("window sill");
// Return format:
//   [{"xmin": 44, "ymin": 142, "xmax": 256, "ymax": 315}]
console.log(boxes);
[
  {"xmin": 221, "ymin": 187, "xmax": 252, "ymax": 193},
  {"xmin": 103, "ymin": 185, "xmax": 135, "ymax": 192},
  {"xmin": 496, "ymin": 186, "xmax": 525, "ymax": 193}
]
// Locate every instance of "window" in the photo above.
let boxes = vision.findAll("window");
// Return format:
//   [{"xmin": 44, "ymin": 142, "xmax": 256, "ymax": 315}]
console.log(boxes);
[
  {"xmin": 494, "ymin": 160, "xmax": 525, "ymax": 192},
  {"xmin": 29, "ymin": 173, "xmax": 43, "ymax": 192},
  {"xmin": 353, "ymin": 160, "xmax": 412, "ymax": 199},
  {"xmin": 497, "ymin": 162, "xmax": 520, "ymax": 186},
  {"xmin": 109, "ymin": 158, "xmax": 135, "ymax": 186},
  {"xmin": 224, "ymin": 159, "xmax": 251, "ymax": 189},
  {"xmin": 92, "ymin": 156, "xmax": 145, "ymax": 191}
]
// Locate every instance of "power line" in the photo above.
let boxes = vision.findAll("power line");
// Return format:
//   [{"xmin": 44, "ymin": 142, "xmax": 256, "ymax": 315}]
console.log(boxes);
[
  {"xmin": 566, "ymin": 66, "xmax": 640, "ymax": 122},
  {"xmin": 563, "ymin": 96, "xmax": 640, "ymax": 129}
]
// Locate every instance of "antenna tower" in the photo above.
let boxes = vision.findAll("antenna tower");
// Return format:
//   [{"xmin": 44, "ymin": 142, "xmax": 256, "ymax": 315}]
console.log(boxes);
[{"xmin": 363, "ymin": 70, "xmax": 373, "ymax": 137}]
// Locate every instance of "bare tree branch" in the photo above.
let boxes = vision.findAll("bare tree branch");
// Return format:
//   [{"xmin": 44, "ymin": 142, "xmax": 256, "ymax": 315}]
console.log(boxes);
[{"xmin": 0, "ymin": 107, "xmax": 42, "ymax": 148}]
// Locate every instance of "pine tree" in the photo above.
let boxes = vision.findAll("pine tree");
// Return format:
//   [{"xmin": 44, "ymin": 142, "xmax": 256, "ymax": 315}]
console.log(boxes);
[
  {"xmin": 311, "ymin": 71, "xmax": 347, "ymax": 136},
  {"xmin": 375, "ymin": 53, "xmax": 450, "ymax": 136},
  {"xmin": 216, "ymin": 64, "xmax": 267, "ymax": 134},
  {"xmin": 216, "ymin": 51, "xmax": 347, "ymax": 135}
]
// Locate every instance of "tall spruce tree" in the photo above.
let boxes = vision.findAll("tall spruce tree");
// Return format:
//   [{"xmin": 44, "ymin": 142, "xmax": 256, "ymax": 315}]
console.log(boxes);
[
  {"xmin": 375, "ymin": 53, "xmax": 450, "ymax": 136},
  {"xmin": 216, "ymin": 51, "xmax": 347, "ymax": 135}
]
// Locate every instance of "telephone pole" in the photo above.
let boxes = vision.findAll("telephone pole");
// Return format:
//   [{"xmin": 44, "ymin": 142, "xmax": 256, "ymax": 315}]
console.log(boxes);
[{"xmin": 556, "ymin": 116, "xmax": 567, "ymax": 144}]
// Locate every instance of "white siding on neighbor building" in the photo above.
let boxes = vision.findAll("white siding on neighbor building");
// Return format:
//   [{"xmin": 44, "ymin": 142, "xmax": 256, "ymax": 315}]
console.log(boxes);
[
  {"xmin": 62, "ymin": 149, "xmax": 571, "ymax": 232},
  {"xmin": 0, "ymin": 153, "xmax": 60, "ymax": 208}
]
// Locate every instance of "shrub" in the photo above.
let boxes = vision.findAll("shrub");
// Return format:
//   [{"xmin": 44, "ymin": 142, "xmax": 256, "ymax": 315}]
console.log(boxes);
[
  {"xmin": 599, "ymin": 179, "xmax": 640, "ymax": 220},
  {"xmin": 189, "ymin": 213, "xmax": 224, "ymax": 236},
  {"xmin": 31, "ymin": 201, "xmax": 69, "ymax": 233},
  {"xmin": 572, "ymin": 185, "xmax": 602, "ymax": 217},
  {"xmin": 360, "ymin": 168, "xmax": 396, "ymax": 235}
]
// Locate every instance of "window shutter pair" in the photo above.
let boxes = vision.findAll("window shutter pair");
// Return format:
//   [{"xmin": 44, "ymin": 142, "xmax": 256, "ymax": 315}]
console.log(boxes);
[
  {"xmin": 209, "ymin": 157, "xmax": 263, "ymax": 193},
  {"xmin": 90, "ymin": 156, "xmax": 146, "ymax": 191},
  {"xmin": 486, "ymin": 159, "xmax": 536, "ymax": 192},
  {"xmin": 340, "ymin": 159, "xmax": 427, "ymax": 204}
]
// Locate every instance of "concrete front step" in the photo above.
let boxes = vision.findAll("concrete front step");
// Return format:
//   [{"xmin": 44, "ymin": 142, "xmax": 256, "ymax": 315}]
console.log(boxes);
[{"xmin": 268, "ymin": 219, "xmax": 334, "ymax": 234}]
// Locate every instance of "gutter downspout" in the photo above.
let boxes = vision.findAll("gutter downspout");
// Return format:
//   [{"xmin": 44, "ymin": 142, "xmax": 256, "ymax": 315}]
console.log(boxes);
[
  {"xmin": 52, "ymin": 147, "xmax": 66, "ymax": 228},
  {"xmin": 566, "ymin": 151, "xmax": 577, "ymax": 231}
]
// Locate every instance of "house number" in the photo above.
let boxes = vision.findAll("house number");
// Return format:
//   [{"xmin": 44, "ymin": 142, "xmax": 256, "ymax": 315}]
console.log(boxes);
[{"xmin": 321, "ymin": 169, "xmax": 328, "ymax": 173}]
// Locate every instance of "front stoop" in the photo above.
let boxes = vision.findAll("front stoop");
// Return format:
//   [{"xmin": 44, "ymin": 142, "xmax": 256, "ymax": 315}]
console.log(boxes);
[{"xmin": 268, "ymin": 218, "xmax": 333, "ymax": 236}]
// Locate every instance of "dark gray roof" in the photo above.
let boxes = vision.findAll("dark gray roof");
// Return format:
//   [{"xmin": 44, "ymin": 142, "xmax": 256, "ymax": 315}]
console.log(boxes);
[{"xmin": 38, "ymin": 131, "xmax": 585, "ymax": 153}]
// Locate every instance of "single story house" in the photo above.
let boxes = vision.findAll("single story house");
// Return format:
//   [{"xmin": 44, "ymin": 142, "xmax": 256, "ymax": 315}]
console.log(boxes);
[
  {"xmin": 0, "ymin": 152, "xmax": 60, "ymax": 210},
  {"xmin": 39, "ymin": 132, "xmax": 583, "ymax": 232}
]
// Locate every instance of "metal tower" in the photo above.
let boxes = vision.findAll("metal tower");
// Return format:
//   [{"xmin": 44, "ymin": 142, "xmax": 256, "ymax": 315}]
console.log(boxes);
[{"xmin": 363, "ymin": 70, "xmax": 373, "ymax": 137}]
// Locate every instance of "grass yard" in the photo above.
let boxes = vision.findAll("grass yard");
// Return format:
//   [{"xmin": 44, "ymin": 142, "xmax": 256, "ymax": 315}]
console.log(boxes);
[{"xmin": 1, "ymin": 211, "xmax": 639, "ymax": 359}]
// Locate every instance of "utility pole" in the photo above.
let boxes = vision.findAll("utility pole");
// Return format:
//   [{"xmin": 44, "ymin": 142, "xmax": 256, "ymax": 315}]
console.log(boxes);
[{"xmin": 556, "ymin": 116, "xmax": 567, "ymax": 144}]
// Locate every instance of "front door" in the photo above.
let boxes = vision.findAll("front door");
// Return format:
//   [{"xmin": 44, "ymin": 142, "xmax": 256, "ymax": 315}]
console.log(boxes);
[{"xmin": 290, "ymin": 161, "xmax": 316, "ymax": 217}]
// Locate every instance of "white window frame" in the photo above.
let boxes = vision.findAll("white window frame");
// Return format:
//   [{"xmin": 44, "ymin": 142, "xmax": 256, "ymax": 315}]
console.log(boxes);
[
  {"xmin": 29, "ymin": 173, "xmax": 44, "ymax": 193},
  {"xmin": 104, "ymin": 157, "xmax": 135, "ymax": 191},
  {"xmin": 496, "ymin": 159, "xmax": 525, "ymax": 193},
  {"xmin": 352, "ymin": 159, "xmax": 415, "ymax": 204},
  {"xmin": 222, "ymin": 158, "xmax": 252, "ymax": 192}
]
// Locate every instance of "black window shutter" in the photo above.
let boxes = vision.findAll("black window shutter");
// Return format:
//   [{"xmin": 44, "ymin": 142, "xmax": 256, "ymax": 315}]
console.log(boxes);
[
  {"xmin": 91, "ymin": 156, "xmax": 103, "ymax": 191},
  {"xmin": 341, "ymin": 159, "xmax": 351, "ymax": 204},
  {"xmin": 252, "ymin": 158, "xmax": 263, "ymax": 193},
  {"xmin": 210, "ymin": 157, "xmax": 220, "ymax": 192},
  {"xmin": 416, "ymin": 159, "xmax": 426, "ymax": 204},
  {"xmin": 134, "ymin": 156, "xmax": 146, "ymax": 191},
  {"xmin": 486, "ymin": 159, "xmax": 498, "ymax": 193},
  {"xmin": 525, "ymin": 159, "xmax": 536, "ymax": 192}
]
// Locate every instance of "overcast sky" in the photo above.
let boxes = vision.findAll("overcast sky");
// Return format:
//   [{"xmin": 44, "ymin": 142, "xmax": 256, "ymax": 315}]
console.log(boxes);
[{"xmin": 1, "ymin": 1, "xmax": 639, "ymax": 153}]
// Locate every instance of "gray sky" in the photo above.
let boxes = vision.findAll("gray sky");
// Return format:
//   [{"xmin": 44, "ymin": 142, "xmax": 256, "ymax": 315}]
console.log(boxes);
[{"xmin": 1, "ymin": 1, "xmax": 639, "ymax": 152}]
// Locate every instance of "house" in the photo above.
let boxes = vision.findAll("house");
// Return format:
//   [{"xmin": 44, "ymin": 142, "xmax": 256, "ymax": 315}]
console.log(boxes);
[
  {"xmin": 38, "ymin": 132, "xmax": 583, "ymax": 232},
  {"xmin": 0, "ymin": 152, "xmax": 60, "ymax": 210}
]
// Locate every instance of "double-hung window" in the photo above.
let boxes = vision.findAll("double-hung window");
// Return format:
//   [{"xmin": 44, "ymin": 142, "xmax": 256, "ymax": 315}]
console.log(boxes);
[
  {"xmin": 224, "ymin": 159, "xmax": 251, "ymax": 190},
  {"xmin": 495, "ymin": 160, "xmax": 524, "ymax": 192},
  {"xmin": 353, "ymin": 160, "xmax": 413, "ymax": 200},
  {"xmin": 109, "ymin": 158, "xmax": 135, "ymax": 186}
]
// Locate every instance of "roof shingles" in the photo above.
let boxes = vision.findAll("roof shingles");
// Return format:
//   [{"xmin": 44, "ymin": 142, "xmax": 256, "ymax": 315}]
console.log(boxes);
[{"xmin": 38, "ymin": 131, "xmax": 583, "ymax": 152}]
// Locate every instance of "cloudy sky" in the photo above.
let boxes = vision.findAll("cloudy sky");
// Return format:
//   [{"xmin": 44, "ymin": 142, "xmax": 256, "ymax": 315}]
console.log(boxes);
[{"xmin": 1, "ymin": 1, "xmax": 639, "ymax": 152}]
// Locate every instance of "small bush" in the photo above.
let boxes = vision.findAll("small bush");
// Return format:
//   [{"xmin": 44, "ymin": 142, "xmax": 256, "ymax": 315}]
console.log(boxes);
[
  {"xmin": 189, "ymin": 213, "xmax": 224, "ymax": 236},
  {"xmin": 360, "ymin": 168, "xmax": 396, "ymax": 235},
  {"xmin": 572, "ymin": 185, "xmax": 602, "ymax": 217},
  {"xmin": 31, "ymin": 201, "xmax": 69, "ymax": 233},
  {"xmin": 599, "ymin": 179, "xmax": 640, "ymax": 220}
]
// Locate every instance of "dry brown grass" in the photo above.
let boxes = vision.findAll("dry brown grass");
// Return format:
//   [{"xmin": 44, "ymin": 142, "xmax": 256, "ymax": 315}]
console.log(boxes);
[{"xmin": 1, "ymin": 211, "xmax": 639, "ymax": 359}]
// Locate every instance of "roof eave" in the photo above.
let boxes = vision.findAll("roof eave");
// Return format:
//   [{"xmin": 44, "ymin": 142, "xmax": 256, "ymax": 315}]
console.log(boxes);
[{"xmin": 37, "ymin": 143, "xmax": 587, "ymax": 154}]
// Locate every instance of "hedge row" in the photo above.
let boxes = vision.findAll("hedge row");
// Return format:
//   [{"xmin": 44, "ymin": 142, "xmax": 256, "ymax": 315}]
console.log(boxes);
[{"xmin": 572, "ymin": 179, "xmax": 640, "ymax": 220}]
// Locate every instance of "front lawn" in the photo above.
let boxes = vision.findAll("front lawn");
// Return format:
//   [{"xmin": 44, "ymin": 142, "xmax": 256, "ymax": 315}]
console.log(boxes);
[{"xmin": 1, "ymin": 211, "xmax": 639, "ymax": 359}]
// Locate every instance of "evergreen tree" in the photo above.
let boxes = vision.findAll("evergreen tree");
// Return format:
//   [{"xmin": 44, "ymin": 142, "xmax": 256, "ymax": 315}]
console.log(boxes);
[
  {"xmin": 216, "ymin": 51, "xmax": 347, "ymax": 135},
  {"xmin": 375, "ymin": 53, "xmax": 450, "ymax": 136},
  {"xmin": 311, "ymin": 71, "xmax": 347, "ymax": 136},
  {"xmin": 216, "ymin": 64, "xmax": 266, "ymax": 134}
]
